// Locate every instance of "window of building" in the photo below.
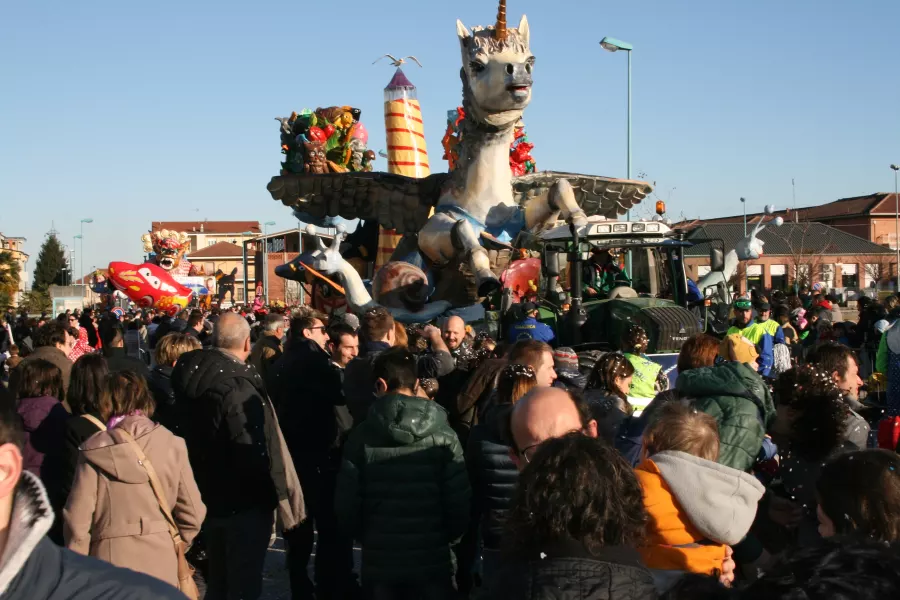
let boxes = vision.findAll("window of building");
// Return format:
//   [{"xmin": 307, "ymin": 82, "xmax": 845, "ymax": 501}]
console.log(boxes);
[
  {"xmin": 841, "ymin": 264, "xmax": 858, "ymax": 289},
  {"xmin": 236, "ymin": 287, "xmax": 244, "ymax": 302},
  {"xmin": 747, "ymin": 265, "xmax": 762, "ymax": 291},
  {"xmin": 770, "ymin": 264, "xmax": 787, "ymax": 291}
]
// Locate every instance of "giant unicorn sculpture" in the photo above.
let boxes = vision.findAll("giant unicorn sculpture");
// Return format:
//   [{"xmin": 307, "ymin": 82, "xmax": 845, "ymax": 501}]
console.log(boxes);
[
  {"xmin": 267, "ymin": 1, "xmax": 653, "ymax": 311},
  {"xmin": 696, "ymin": 205, "xmax": 784, "ymax": 292}
]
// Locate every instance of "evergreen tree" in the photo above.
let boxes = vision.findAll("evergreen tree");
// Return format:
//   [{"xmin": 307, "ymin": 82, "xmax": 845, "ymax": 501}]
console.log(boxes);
[{"xmin": 32, "ymin": 234, "xmax": 67, "ymax": 292}]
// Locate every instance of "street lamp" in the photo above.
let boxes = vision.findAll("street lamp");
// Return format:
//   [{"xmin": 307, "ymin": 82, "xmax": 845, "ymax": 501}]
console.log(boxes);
[
  {"xmin": 740, "ymin": 198, "xmax": 748, "ymax": 294},
  {"xmin": 263, "ymin": 221, "xmax": 276, "ymax": 305},
  {"xmin": 892, "ymin": 164, "xmax": 899, "ymax": 284},
  {"xmin": 79, "ymin": 218, "xmax": 93, "ymax": 301},
  {"xmin": 600, "ymin": 36, "xmax": 634, "ymax": 274},
  {"xmin": 73, "ymin": 235, "xmax": 82, "ymax": 290}
]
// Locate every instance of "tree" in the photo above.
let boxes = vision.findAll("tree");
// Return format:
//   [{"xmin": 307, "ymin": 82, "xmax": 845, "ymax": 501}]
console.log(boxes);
[
  {"xmin": 775, "ymin": 222, "xmax": 833, "ymax": 289},
  {"xmin": 0, "ymin": 251, "xmax": 20, "ymax": 308},
  {"xmin": 20, "ymin": 289, "xmax": 51, "ymax": 313},
  {"xmin": 32, "ymin": 234, "xmax": 67, "ymax": 292}
]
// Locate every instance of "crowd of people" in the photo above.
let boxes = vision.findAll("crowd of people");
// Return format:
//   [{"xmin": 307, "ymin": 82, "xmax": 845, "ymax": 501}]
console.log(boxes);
[{"xmin": 0, "ymin": 288, "xmax": 900, "ymax": 599}]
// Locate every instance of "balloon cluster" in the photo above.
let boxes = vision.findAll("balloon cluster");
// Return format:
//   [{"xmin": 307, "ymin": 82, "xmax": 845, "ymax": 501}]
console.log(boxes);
[{"xmin": 277, "ymin": 106, "xmax": 374, "ymax": 175}]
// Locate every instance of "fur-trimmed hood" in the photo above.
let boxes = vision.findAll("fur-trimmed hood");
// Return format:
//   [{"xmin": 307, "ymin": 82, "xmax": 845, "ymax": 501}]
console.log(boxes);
[{"xmin": 0, "ymin": 471, "xmax": 53, "ymax": 595}]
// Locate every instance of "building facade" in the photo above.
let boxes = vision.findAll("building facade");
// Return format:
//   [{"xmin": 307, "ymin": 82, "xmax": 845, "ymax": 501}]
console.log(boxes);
[
  {"xmin": 682, "ymin": 222, "xmax": 896, "ymax": 295},
  {"xmin": 0, "ymin": 233, "xmax": 29, "ymax": 307}
]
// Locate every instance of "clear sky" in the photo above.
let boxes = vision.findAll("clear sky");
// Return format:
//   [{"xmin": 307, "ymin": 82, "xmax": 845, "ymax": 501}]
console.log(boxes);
[{"xmin": 2, "ymin": 0, "xmax": 898, "ymax": 279}]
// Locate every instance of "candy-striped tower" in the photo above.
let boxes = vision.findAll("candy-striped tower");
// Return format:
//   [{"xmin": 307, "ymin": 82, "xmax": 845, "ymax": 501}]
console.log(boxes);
[{"xmin": 377, "ymin": 66, "xmax": 431, "ymax": 268}]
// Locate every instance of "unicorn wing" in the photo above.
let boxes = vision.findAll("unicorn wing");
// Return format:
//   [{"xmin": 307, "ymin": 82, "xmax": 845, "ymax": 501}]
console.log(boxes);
[
  {"xmin": 511, "ymin": 171, "xmax": 653, "ymax": 218},
  {"xmin": 266, "ymin": 171, "xmax": 450, "ymax": 234}
]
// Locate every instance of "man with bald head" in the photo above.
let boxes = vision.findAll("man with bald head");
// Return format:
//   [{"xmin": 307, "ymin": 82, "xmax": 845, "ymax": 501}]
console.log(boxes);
[
  {"xmin": 173, "ymin": 311, "xmax": 301, "ymax": 600},
  {"xmin": 508, "ymin": 387, "xmax": 598, "ymax": 470},
  {"xmin": 436, "ymin": 315, "xmax": 478, "ymax": 442}
]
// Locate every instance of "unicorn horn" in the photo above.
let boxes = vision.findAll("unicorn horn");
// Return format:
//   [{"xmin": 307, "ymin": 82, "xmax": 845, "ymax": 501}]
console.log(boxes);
[{"xmin": 495, "ymin": 0, "xmax": 507, "ymax": 40}]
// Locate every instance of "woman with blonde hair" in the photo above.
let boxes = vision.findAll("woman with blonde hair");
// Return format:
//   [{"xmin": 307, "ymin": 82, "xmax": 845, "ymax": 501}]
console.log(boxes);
[
  {"xmin": 64, "ymin": 371, "xmax": 206, "ymax": 592},
  {"xmin": 465, "ymin": 364, "xmax": 539, "ymax": 586},
  {"xmin": 147, "ymin": 332, "xmax": 201, "ymax": 437}
]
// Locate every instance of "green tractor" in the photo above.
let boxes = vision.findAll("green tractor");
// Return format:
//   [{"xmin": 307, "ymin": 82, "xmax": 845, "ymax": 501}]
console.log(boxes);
[{"xmin": 497, "ymin": 219, "xmax": 729, "ymax": 357}]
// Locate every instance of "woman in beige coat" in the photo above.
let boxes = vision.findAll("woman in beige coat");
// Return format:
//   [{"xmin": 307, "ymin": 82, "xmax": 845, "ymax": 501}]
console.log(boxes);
[{"xmin": 64, "ymin": 371, "xmax": 206, "ymax": 588}]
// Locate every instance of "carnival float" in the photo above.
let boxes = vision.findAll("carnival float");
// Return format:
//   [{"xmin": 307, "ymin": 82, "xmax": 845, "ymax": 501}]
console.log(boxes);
[{"xmin": 267, "ymin": 0, "xmax": 654, "ymax": 323}]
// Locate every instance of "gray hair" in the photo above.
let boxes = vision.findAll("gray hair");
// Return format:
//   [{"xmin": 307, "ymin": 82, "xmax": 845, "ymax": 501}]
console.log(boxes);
[
  {"xmin": 264, "ymin": 313, "xmax": 285, "ymax": 333},
  {"xmin": 212, "ymin": 313, "xmax": 251, "ymax": 351}
]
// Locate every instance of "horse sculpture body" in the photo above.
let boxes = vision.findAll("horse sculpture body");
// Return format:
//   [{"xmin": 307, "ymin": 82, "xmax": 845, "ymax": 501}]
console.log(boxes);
[{"xmin": 267, "ymin": 1, "xmax": 653, "ymax": 315}]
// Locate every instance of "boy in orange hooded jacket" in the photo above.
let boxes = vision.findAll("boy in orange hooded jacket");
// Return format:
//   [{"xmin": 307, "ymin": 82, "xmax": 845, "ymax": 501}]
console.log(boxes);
[{"xmin": 635, "ymin": 402, "xmax": 765, "ymax": 592}]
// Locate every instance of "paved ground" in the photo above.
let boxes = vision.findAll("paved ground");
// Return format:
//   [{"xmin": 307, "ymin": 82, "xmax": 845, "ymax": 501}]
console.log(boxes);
[{"xmin": 259, "ymin": 535, "xmax": 363, "ymax": 600}]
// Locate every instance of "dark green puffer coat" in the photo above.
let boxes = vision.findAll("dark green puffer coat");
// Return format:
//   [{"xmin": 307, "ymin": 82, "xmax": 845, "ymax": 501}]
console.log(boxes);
[
  {"xmin": 335, "ymin": 392, "xmax": 471, "ymax": 583},
  {"xmin": 676, "ymin": 362, "xmax": 776, "ymax": 472}
]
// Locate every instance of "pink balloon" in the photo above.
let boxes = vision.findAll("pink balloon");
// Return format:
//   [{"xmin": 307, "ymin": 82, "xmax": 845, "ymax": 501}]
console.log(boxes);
[{"xmin": 351, "ymin": 123, "xmax": 368, "ymax": 144}]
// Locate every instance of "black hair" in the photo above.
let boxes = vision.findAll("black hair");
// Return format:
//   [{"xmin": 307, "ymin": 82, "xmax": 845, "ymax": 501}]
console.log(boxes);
[
  {"xmin": 289, "ymin": 313, "xmax": 322, "ymax": 340},
  {"xmin": 372, "ymin": 346, "xmax": 418, "ymax": 393},
  {"xmin": 33, "ymin": 322, "xmax": 68, "ymax": 349},
  {"xmin": 327, "ymin": 322, "xmax": 356, "ymax": 344},
  {"xmin": 807, "ymin": 342, "xmax": 857, "ymax": 382},
  {"xmin": 504, "ymin": 433, "xmax": 647, "ymax": 557},
  {"xmin": 12, "ymin": 359, "xmax": 63, "ymax": 401},
  {"xmin": 772, "ymin": 366, "xmax": 848, "ymax": 461},
  {"xmin": 817, "ymin": 449, "xmax": 900, "ymax": 543},
  {"xmin": 68, "ymin": 354, "xmax": 111, "ymax": 419},
  {"xmin": 739, "ymin": 538, "xmax": 900, "ymax": 600}
]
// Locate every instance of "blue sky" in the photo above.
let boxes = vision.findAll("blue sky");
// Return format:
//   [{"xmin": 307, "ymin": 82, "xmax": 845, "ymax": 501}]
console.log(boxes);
[{"xmin": 2, "ymin": 0, "xmax": 898, "ymax": 278}]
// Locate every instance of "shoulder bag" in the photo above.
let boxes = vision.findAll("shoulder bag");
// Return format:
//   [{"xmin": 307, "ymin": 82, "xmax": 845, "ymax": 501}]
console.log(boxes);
[{"xmin": 119, "ymin": 429, "xmax": 200, "ymax": 600}]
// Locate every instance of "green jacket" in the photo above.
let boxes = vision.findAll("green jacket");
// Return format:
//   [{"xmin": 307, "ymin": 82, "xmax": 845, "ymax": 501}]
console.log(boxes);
[
  {"xmin": 335, "ymin": 392, "xmax": 471, "ymax": 583},
  {"xmin": 676, "ymin": 362, "xmax": 776, "ymax": 472}
]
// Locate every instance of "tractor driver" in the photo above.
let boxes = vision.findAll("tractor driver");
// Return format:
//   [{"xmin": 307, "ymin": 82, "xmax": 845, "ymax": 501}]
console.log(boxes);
[{"xmin": 583, "ymin": 248, "xmax": 631, "ymax": 298}]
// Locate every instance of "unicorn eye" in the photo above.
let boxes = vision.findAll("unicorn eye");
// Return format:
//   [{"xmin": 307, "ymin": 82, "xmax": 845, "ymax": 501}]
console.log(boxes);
[{"xmin": 470, "ymin": 60, "xmax": 486, "ymax": 73}]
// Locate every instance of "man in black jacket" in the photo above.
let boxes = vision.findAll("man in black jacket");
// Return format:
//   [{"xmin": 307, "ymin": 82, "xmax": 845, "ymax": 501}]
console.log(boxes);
[
  {"xmin": 101, "ymin": 324, "xmax": 149, "ymax": 377},
  {"xmin": 248, "ymin": 312, "xmax": 284, "ymax": 386},
  {"xmin": 0, "ymin": 387, "xmax": 182, "ymax": 599},
  {"xmin": 172, "ymin": 312, "xmax": 292, "ymax": 600},
  {"xmin": 268, "ymin": 313, "xmax": 356, "ymax": 600},
  {"xmin": 344, "ymin": 307, "xmax": 454, "ymax": 425}
]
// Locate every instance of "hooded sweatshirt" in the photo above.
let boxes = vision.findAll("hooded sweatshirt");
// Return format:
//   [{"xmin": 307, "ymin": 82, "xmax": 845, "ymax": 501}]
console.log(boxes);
[
  {"xmin": 335, "ymin": 392, "xmax": 470, "ymax": 583},
  {"xmin": 636, "ymin": 450, "xmax": 764, "ymax": 592}
]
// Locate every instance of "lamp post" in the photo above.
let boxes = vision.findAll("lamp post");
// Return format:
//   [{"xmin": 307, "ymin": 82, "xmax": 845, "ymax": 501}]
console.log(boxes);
[
  {"xmin": 79, "ymin": 218, "xmax": 93, "ymax": 299},
  {"xmin": 264, "ymin": 221, "xmax": 276, "ymax": 305},
  {"xmin": 740, "ymin": 198, "xmax": 748, "ymax": 295},
  {"xmin": 892, "ymin": 164, "xmax": 899, "ymax": 285},
  {"xmin": 73, "ymin": 235, "xmax": 82, "ymax": 291},
  {"xmin": 600, "ymin": 36, "xmax": 634, "ymax": 275}
]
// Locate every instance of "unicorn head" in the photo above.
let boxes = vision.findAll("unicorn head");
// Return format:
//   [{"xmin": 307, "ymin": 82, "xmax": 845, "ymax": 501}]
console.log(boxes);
[{"xmin": 456, "ymin": 0, "xmax": 533, "ymax": 128}]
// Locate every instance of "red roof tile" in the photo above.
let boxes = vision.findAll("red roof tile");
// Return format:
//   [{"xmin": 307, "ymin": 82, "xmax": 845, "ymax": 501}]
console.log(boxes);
[
  {"xmin": 151, "ymin": 221, "xmax": 261, "ymax": 234},
  {"xmin": 188, "ymin": 242, "xmax": 244, "ymax": 259}
]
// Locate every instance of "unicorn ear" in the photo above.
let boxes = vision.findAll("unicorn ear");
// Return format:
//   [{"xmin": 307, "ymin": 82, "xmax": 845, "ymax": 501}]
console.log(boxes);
[
  {"xmin": 518, "ymin": 15, "xmax": 530, "ymax": 46},
  {"xmin": 457, "ymin": 19, "xmax": 471, "ymax": 41}
]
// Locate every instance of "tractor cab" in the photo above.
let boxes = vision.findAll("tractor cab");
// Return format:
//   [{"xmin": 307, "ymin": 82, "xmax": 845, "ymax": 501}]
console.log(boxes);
[{"xmin": 504, "ymin": 218, "xmax": 727, "ymax": 352}]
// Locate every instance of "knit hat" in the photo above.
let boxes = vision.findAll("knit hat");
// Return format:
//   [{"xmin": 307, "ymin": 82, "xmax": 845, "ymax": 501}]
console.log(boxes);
[
  {"xmin": 553, "ymin": 347, "xmax": 579, "ymax": 371},
  {"xmin": 756, "ymin": 301, "xmax": 771, "ymax": 312},
  {"xmin": 719, "ymin": 333, "xmax": 759, "ymax": 365}
]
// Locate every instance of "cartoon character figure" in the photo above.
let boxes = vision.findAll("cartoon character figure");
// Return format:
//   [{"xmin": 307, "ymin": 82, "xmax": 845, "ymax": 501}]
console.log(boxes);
[
  {"xmin": 303, "ymin": 140, "xmax": 329, "ymax": 174},
  {"xmin": 106, "ymin": 262, "xmax": 193, "ymax": 316},
  {"xmin": 141, "ymin": 230, "xmax": 196, "ymax": 276},
  {"xmin": 215, "ymin": 268, "xmax": 238, "ymax": 305}
]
